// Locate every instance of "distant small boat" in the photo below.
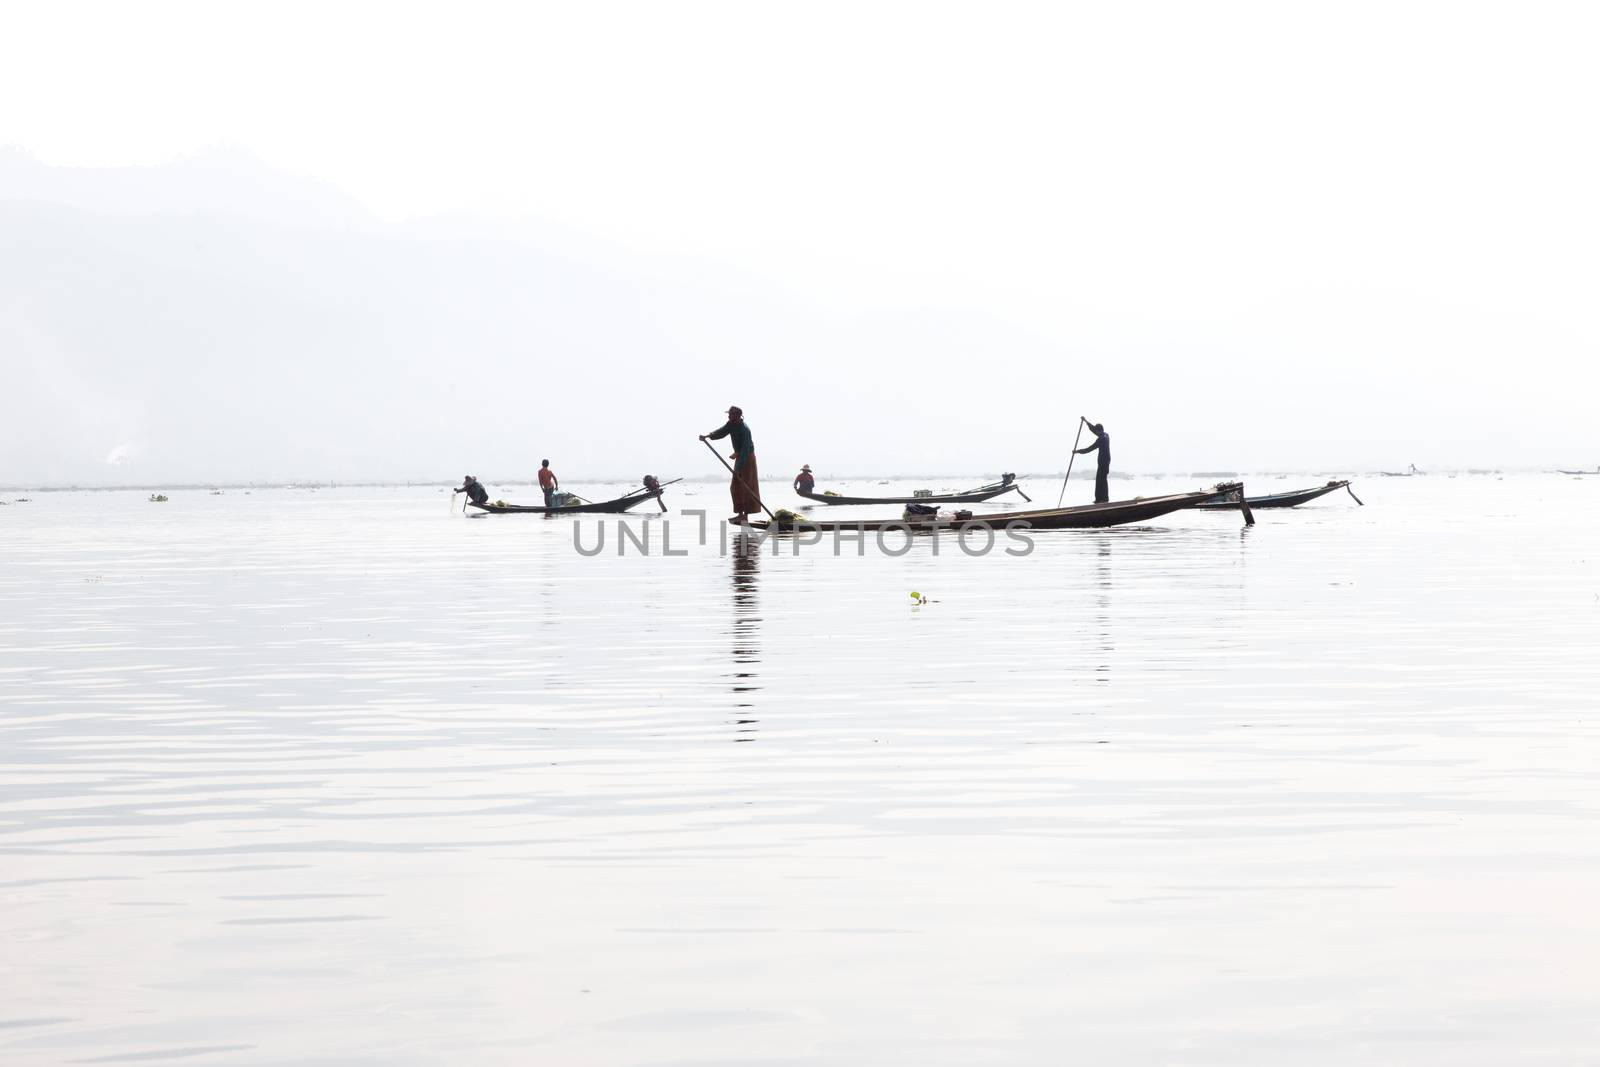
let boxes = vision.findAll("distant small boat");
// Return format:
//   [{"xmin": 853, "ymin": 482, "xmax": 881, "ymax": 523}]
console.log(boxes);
[
  {"xmin": 740, "ymin": 482, "xmax": 1248, "ymax": 532},
  {"xmin": 1557, "ymin": 466, "xmax": 1598, "ymax": 476},
  {"xmin": 798, "ymin": 475, "xmax": 1025, "ymax": 506},
  {"xmin": 1379, "ymin": 463, "xmax": 1425, "ymax": 477},
  {"xmin": 469, "ymin": 479, "xmax": 678, "ymax": 515},
  {"xmin": 1195, "ymin": 479, "xmax": 1362, "ymax": 510}
]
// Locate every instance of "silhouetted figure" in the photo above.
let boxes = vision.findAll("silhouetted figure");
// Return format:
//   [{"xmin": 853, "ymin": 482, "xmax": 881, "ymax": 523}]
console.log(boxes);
[
  {"xmin": 700, "ymin": 405, "xmax": 761, "ymax": 523},
  {"xmin": 793, "ymin": 464, "xmax": 815, "ymax": 495},
  {"xmin": 538, "ymin": 459, "xmax": 559, "ymax": 507},
  {"xmin": 1074, "ymin": 421, "xmax": 1112, "ymax": 503},
  {"xmin": 454, "ymin": 475, "xmax": 489, "ymax": 507}
]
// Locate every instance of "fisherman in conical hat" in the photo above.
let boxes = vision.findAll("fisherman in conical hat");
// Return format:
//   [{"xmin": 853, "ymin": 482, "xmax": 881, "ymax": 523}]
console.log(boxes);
[
  {"xmin": 453, "ymin": 475, "xmax": 489, "ymax": 508},
  {"xmin": 793, "ymin": 463, "xmax": 815, "ymax": 495}
]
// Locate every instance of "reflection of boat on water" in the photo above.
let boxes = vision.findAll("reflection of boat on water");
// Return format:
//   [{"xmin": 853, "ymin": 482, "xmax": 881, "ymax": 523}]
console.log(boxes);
[{"xmin": 1195, "ymin": 479, "xmax": 1362, "ymax": 509}]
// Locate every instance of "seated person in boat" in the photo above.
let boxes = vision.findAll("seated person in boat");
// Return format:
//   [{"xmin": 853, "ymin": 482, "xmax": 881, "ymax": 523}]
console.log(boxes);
[
  {"xmin": 453, "ymin": 475, "xmax": 489, "ymax": 507},
  {"xmin": 793, "ymin": 464, "xmax": 815, "ymax": 494}
]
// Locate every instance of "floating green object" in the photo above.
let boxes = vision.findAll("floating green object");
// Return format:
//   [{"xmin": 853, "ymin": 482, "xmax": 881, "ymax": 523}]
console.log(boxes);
[{"xmin": 148, "ymin": 494, "xmax": 169, "ymax": 503}]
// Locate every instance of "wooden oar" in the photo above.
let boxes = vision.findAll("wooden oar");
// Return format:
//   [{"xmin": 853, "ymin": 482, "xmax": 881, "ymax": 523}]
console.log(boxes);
[
  {"xmin": 1236, "ymin": 485, "xmax": 1256, "ymax": 527},
  {"xmin": 700, "ymin": 439, "xmax": 777, "ymax": 522},
  {"xmin": 1056, "ymin": 417, "xmax": 1087, "ymax": 508},
  {"xmin": 1346, "ymin": 483, "xmax": 1365, "ymax": 506}
]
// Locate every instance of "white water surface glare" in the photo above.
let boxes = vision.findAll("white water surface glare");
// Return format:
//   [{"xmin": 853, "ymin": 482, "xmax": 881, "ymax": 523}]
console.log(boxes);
[{"xmin": 2, "ymin": 475, "xmax": 1598, "ymax": 1065}]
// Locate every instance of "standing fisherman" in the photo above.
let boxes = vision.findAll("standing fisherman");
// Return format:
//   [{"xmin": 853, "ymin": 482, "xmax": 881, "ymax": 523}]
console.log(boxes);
[
  {"xmin": 1073, "ymin": 419, "xmax": 1113, "ymax": 503},
  {"xmin": 700, "ymin": 405, "xmax": 761, "ymax": 523},
  {"xmin": 537, "ymin": 459, "xmax": 559, "ymax": 507}
]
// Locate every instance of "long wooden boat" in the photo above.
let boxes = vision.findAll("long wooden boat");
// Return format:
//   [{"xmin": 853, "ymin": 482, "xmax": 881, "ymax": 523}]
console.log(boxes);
[
  {"xmin": 468, "ymin": 479, "xmax": 676, "ymax": 515},
  {"xmin": 1194, "ymin": 479, "xmax": 1360, "ymax": 510},
  {"xmin": 797, "ymin": 476, "xmax": 1025, "ymax": 506},
  {"xmin": 739, "ymin": 482, "xmax": 1247, "ymax": 532}
]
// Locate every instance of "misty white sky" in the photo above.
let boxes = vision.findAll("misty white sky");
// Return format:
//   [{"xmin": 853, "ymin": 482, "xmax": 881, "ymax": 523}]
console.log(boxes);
[{"xmin": 2, "ymin": 1, "xmax": 1597, "ymax": 485}]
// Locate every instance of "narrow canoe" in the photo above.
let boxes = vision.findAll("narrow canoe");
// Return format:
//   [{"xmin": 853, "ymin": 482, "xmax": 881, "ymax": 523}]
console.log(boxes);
[
  {"xmin": 739, "ymin": 483, "xmax": 1244, "ymax": 532},
  {"xmin": 1194, "ymin": 479, "xmax": 1356, "ymax": 510},
  {"xmin": 797, "ymin": 478, "xmax": 1023, "ymax": 506},
  {"xmin": 469, "ymin": 487, "xmax": 667, "ymax": 515}
]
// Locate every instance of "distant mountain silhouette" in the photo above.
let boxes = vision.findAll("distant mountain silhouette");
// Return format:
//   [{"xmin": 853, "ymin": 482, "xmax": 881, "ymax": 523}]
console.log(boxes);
[{"xmin": 0, "ymin": 146, "xmax": 373, "ymax": 227}]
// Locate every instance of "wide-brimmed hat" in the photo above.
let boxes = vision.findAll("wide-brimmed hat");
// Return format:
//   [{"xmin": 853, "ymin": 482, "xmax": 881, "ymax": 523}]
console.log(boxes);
[
  {"xmin": 726, "ymin": 405, "xmax": 743, "ymax": 416},
  {"xmin": 801, "ymin": 464, "xmax": 812, "ymax": 471}
]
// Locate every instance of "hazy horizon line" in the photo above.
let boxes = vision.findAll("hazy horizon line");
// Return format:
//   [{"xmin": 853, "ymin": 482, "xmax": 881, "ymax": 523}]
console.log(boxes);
[{"xmin": 3, "ymin": 466, "xmax": 1575, "ymax": 494}]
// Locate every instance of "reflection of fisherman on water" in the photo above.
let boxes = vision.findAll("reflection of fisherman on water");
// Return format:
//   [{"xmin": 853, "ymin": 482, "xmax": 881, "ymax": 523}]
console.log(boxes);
[
  {"xmin": 1093, "ymin": 537, "xmax": 1113, "ymax": 683},
  {"xmin": 729, "ymin": 545, "xmax": 761, "ymax": 739},
  {"xmin": 1074, "ymin": 421, "xmax": 1112, "ymax": 503}
]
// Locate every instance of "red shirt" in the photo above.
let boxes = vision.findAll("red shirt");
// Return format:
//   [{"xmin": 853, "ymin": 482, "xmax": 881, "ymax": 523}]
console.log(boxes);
[{"xmin": 538, "ymin": 468, "xmax": 557, "ymax": 489}]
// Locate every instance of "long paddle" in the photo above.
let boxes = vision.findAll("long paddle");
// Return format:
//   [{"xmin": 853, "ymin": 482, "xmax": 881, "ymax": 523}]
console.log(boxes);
[
  {"xmin": 700, "ymin": 439, "xmax": 776, "ymax": 522},
  {"xmin": 1056, "ymin": 416, "xmax": 1088, "ymax": 508}
]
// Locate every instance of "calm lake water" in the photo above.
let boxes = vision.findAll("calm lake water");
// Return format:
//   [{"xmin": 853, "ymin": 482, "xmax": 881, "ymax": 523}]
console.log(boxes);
[{"xmin": 3, "ymin": 474, "xmax": 1597, "ymax": 1065}]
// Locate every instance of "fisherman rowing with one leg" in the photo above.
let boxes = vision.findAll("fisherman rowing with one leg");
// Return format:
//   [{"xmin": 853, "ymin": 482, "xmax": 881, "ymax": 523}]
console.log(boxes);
[
  {"xmin": 700, "ymin": 405, "xmax": 761, "ymax": 523},
  {"xmin": 1073, "ymin": 418, "xmax": 1112, "ymax": 503},
  {"xmin": 453, "ymin": 474, "xmax": 489, "ymax": 508}
]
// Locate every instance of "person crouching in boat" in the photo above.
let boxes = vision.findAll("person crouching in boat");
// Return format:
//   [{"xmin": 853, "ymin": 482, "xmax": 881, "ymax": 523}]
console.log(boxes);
[
  {"xmin": 701, "ymin": 405, "xmax": 761, "ymax": 523},
  {"xmin": 453, "ymin": 475, "xmax": 489, "ymax": 508},
  {"xmin": 793, "ymin": 464, "xmax": 815, "ymax": 495},
  {"xmin": 537, "ymin": 459, "xmax": 559, "ymax": 507},
  {"xmin": 1073, "ymin": 420, "xmax": 1112, "ymax": 503}
]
